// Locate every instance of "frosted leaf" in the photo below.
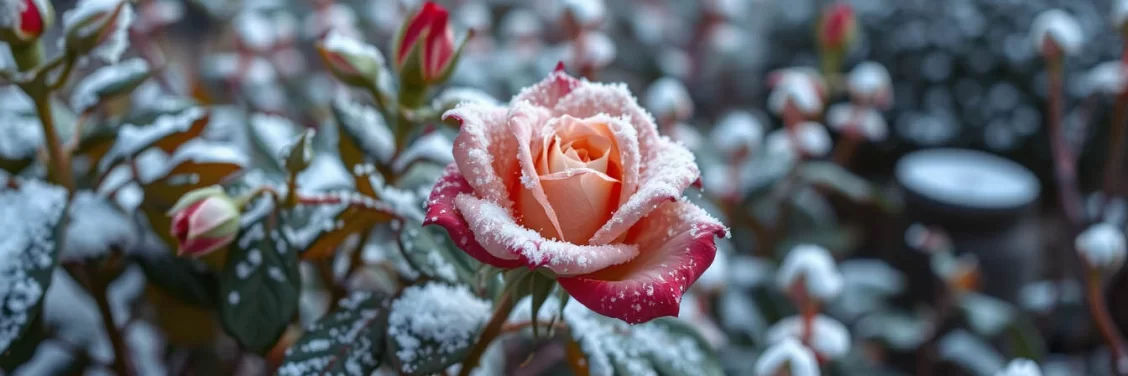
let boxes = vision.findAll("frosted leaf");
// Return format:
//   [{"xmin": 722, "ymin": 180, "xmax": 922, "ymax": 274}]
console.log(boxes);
[
  {"xmin": 144, "ymin": 140, "xmax": 249, "ymax": 183},
  {"xmin": 959, "ymin": 293, "xmax": 1016, "ymax": 337},
  {"xmin": 1030, "ymin": 9, "xmax": 1083, "ymax": 56},
  {"xmin": 765, "ymin": 314, "xmax": 851, "ymax": 359},
  {"xmin": 753, "ymin": 338, "xmax": 819, "ymax": 376},
  {"xmin": 500, "ymin": 8, "xmax": 542, "ymax": 39},
  {"xmin": 562, "ymin": 0, "xmax": 605, "ymax": 26},
  {"xmin": 777, "ymin": 244, "xmax": 842, "ymax": 301},
  {"xmin": 249, "ymin": 112, "xmax": 300, "ymax": 162},
  {"xmin": 0, "ymin": 179, "xmax": 67, "ymax": 353},
  {"xmin": 853, "ymin": 311, "xmax": 931, "ymax": 351},
  {"xmin": 847, "ymin": 61, "xmax": 892, "ymax": 106},
  {"xmin": 98, "ymin": 106, "xmax": 206, "ymax": 172},
  {"xmin": 0, "ymin": 86, "xmax": 33, "ymax": 112},
  {"xmin": 996, "ymin": 358, "xmax": 1042, "ymax": 376},
  {"xmin": 826, "ymin": 103, "xmax": 888, "ymax": 141},
  {"xmin": 1075, "ymin": 222, "xmax": 1126, "ymax": 271},
  {"xmin": 234, "ymin": 10, "xmax": 277, "ymax": 51},
  {"xmin": 794, "ymin": 122, "xmax": 832, "ymax": 158},
  {"xmin": 387, "ymin": 282, "xmax": 490, "ymax": 374},
  {"xmin": 71, "ymin": 58, "xmax": 151, "ymax": 113},
  {"xmin": 565, "ymin": 32, "xmax": 616, "ymax": 69},
  {"xmin": 768, "ymin": 68, "xmax": 826, "ymax": 116},
  {"xmin": 203, "ymin": 54, "xmax": 278, "ymax": 85},
  {"xmin": 1018, "ymin": 280, "xmax": 1082, "ymax": 313},
  {"xmin": 710, "ymin": 110, "xmax": 763, "ymax": 156},
  {"xmin": 838, "ymin": 259, "xmax": 904, "ymax": 296},
  {"xmin": 333, "ymin": 95, "xmax": 394, "ymax": 163},
  {"xmin": 392, "ymin": 131, "xmax": 453, "ymax": 173},
  {"xmin": 0, "ymin": 110, "xmax": 43, "ymax": 161},
  {"xmin": 277, "ymin": 291, "xmax": 388, "ymax": 376},
  {"xmin": 62, "ymin": 0, "xmax": 136, "ymax": 64},
  {"xmin": 645, "ymin": 77, "xmax": 693, "ymax": 121},
  {"xmin": 304, "ymin": 3, "xmax": 359, "ymax": 39},
  {"xmin": 938, "ymin": 330, "xmax": 1006, "ymax": 375},
  {"xmin": 1086, "ymin": 61, "xmax": 1127, "ymax": 96},
  {"xmin": 0, "ymin": 0, "xmax": 19, "ymax": 29},
  {"xmin": 295, "ymin": 154, "xmax": 352, "ymax": 193},
  {"xmin": 322, "ymin": 28, "xmax": 386, "ymax": 67},
  {"xmin": 62, "ymin": 191, "xmax": 137, "ymax": 262}
]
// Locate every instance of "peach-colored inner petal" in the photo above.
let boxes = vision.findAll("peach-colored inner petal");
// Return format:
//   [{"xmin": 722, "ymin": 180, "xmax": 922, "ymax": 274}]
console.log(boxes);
[{"xmin": 518, "ymin": 116, "xmax": 624, "ymax": 244}]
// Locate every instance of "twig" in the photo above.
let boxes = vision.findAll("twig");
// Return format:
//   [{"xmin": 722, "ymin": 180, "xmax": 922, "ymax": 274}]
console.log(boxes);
[
  {"xmin": 69, "ymin": 264, "xmax": 133, "ymax": 376},
  {"xmin": 1086, "ymin": 267, "xmax": 1128, "ymax": 375},
  {"xmin": 458, "ymin": 292, "xmax": 517, "ymax": 376}
]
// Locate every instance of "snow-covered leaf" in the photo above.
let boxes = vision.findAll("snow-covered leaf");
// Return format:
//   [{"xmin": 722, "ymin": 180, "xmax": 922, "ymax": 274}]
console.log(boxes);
[
  {"xmin": 99, "ymin": 107, "xmax": 209, "ymax": 173},
  {"xmin": 795, "ymin": 161, "xmax": 875, "ymax": 203},
  {"xmin": 70, "ymin": 58, "xmax": 151, "ymax": 113},
  {"xmin": 0, "ymin": 111, "xmax": 43, "ymax": 175},
  {"xmin": 938, "ymin": 329, "xmax": 1006, "ymax": 375},
  {"xmin": 959, "ymin": 292, "xmax": 1016, "ymax": 337},
  {"xmin": 386, "ymin": 282, "xmax": 492, "ymax": 375},
  {"xmin": 0, "ymin": 180, "xmax": 68, "ymax": 358},
  {"xmin": 249, "ymin": 112, "xmax": 301, "ymax": 173},
  {"xmin": 398, "ymin": 220, "xmax": 477, "ymax": 284},
  {"xmin": 277, "ymin": 291, "xmax": 391, "ymax": 376},
  {"xmin": 218, "ymin": 203, "xmax": 301, "ymax": 353}
]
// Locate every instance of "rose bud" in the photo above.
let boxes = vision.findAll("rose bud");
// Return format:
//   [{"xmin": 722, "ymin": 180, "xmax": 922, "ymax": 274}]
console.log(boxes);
[
  {"xmin": 1, "ymin": 0, "xmax": 53, "ymax": 45},
  {"xmin": 316, "ymin": 29, "xmax": 387, "ymax": 88},
  {"xmin": 167, "ymin": 186, "xmax": 241, "ymax": 257},
  {"xmin": 394, "ymin": 1, "xmax": 469, "ymax": 95},
  {"xmin": 817, "ymin": 2, "xmax": 856, "ymax": 52}
]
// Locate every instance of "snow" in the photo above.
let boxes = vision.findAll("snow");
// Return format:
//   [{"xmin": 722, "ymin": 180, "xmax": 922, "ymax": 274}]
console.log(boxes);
[
  {"xmin": 249, "ymin": 112, "xmax": 300, "ymax": 160},
  {"xmin": 896, "ymin": 148, "xmax": 1040, "ymax": 210},
  {"xmin": 562, "ymin": 0, "xmax": 605, "ymax": 26},
  {"xmin": 768, "ymin": 69, "xmax": 825, "ymax": 116},
  {"xmin": 61, "ymin": 191, "xmax": 137, "ymax": 261},
  {"xmin": 847, "ymin": 61, "xmax": 891, "ymax": 102},
  {"xmin": 728, "ymin": 255, "xmax": 775, "ymax": 289},
  {"xmin": 203, "ymin": 54, "xmax": 278, "ymax": 84},
  {"xmin": 62, "ymin": 0, "xmax": 136, "ymax": 64},
  {"xmin": 938, "ymin": 330, "xmax": 1006, "ymax": 375},
  {"xmin": 710, "ymin": 111, "xmax": 763, "ymax": 156},
  {"xmin": 753, "ymin": 338, "xmax": 819, "ymax": 376},
  {"xmin": 0, "ymin": 179, "xmax": 67, "ymax": 352},
  {"xmin": 1018, "ymin": 280, "xmax": 1082, "ymax": 313},
  {"xmin": 0, "ymin": 110, "xmax": 43, "ymax": 160},
  {"xmin": 99, "ymin": 106, "xmax": 206, "ymax": 172},
  {"xmin": 71, "ymin": 58, "xmax": 150, "ymax": 113},
  {"xmin": 392, "ymin": 131, "xmax": 453, "ymax": 172},
  {"xmin": 567, "ymin": 32, "xmax": 616, "ymax": 69},
  {"xmin": 960, "ymin": 293, "xmax": 1016, "ymax": 336},
  {"xmin": 826, "ymin": 103, "xmax": 888, "ymax": 141},
  {"xmin": 997, "ymin": 358, "xmax": 1043, "ymax": 376},
  {"xmin": 853, "ymin": 311, "xmax": 931, "ymax": 351},
  {"xmin": 322, "ymin": 29, "xmax": 385, "ymax": 68},
  {"xmin": 1030, "ymin": 9, "xmax": 1084, "ymax": 56},
  {"xmin": 234, "ymin": 10, "xmax": 276, "ymax": 51},
  {"xmin": 645, "ymin": 77, "xmax": 693, "ymax": 121},
  {"xmin": 334, "ymin": 95, "xmax": 394, "ymax": 163},
  {"xmin": 277, "ymin": 291, "xmax": 385, "ymax": 376},
  {"xmin": 1116, "ymin": 0, "xmax": 1128, "ymax": 29},
  {"xmin": 1075, "ymin": 223, "xmax": 1127, "ymax": 271},
  {"xmin": 1086, "ymin": 61, "xmax": 1128, "ymax": 96},
  {"xmin": 387, "ymin": 282, "xmax": 491, "ymax": 373},
  {"xmin": 765, "ymin": 314, "xmax": 851, "ymax": 359},
  {"xmin": 0, "ymin": 0, "xmax": 19, "ymax": 29},
  {"xmin": 777, "ymin": 244, "xmax": 843, "ymax": 301}
]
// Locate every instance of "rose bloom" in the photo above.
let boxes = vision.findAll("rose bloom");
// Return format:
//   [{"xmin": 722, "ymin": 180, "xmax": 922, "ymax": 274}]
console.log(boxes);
[{"xmin": 426, "ymin": 67, "xmax": 727, "ymax": 324}]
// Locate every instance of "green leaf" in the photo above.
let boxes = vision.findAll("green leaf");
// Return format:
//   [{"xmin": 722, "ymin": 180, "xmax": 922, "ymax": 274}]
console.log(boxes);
[
  {"xmin": 0, "ymin": 181, "xmax": 67, "ymax": 361},
  {"xmin": 99, "ymin": 107, "xmax": 210, "ymax": 173},
  {"xmin": 0, "ymin": 303, "xmax": 46, "ymax": 371},
  {"xmin": 331, "ymin": 97, "xmax": 394, "ymax": 195},
  {"xmin": 386, "ymin": 282, "xmax": 493, "ymax": 375},
  {"xmin": 795, "ymin": 161, "xmax": 875, "ymax": 203},
  {"xmin": 71, "ymin": 58, "xmax": 152, "ymax": 113},
  {"xmin": 134, "ymin": 253, "xmax": 219, "ymax": 308},
  {"xmin": 218, "ymin": 204, "xmax": 302, "ymax": 354},
  {"xmin": 277, "ymin": 291, "xmax": 391, "ymax": 376},
  {"xmin": 399, "ymin": 222, "xmax": 477, "ymax": 284}
]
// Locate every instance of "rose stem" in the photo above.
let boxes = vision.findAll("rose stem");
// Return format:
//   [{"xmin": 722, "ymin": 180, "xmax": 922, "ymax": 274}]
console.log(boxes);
[
  {"xmin": 1086, "ymin": 268, "xmax": 1128, "ymax": 374},
  {"xmin": 1103, "ymin": 40, "xmax": 1128, "ymax": 200},
  {"xmin": 458, "ymin": 292, "xmax": 517, "ymax": 376},
  {"xmin": 66, "ymin": 262, "xmax": 133, "ymax": 376},
  {"xmin": 831, "ymin": 102, "xmax": 867, "ymax": 167}
]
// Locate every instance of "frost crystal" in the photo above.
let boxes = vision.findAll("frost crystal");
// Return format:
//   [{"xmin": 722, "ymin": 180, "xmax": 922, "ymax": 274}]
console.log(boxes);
[
  {"xmin": 766, "ymin": 314, "xmax": 851, "ymax": 359},
  {"xmin": 1030, "ymin": 9, "xmax": 1083, "ymax": 56},
  {"xmin": 710, "ymin": 111, "xmax": 763, "ymax": 156},
  {"xmin": 0, "ymin": 179, "xmax": 67, "ymax": 352},
  {"xmin": 1075, "ymin": 222, "xmax": 1126, "ymax": 271},
  {"xmin": 777, "ymin": 244, "xmax": 843, "ymax": 301},
  {"xmin": 71, "ymin": 58, "xmax": 150, "ymax": 113},
  {"xmin": 388, "ymin": 282, "xmax": 491, "ymax": 373},
  {"xmin": 753, "ymin": 338, "xmax": 819, "ymax": 376},
  {"xmin": 996, "ymin": 358, "xmax": 1042, "ymax": 376},
  {"xmin": 645, "ymin": 77, "xmax": 693, "ymax": 121},
  {"xmin": 63, "ymin": 0, "xmax": 136, "ymax": 64}
]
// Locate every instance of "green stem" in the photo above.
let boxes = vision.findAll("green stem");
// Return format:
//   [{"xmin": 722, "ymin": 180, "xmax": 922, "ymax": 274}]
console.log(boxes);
[
  {"xmin": 11, "ymin": 42, "xmax": 43, "ymax": 72},
  {"xmin": 458, "ymin": 292, "xmax": 516, "ymax": 376},
  {"xmin": 32, "ymin": 95, "xmax": 75, "ymax": 191},
  {"xmin": 48, "ymin": 57, "xmax": 79, "ymax": 90}
]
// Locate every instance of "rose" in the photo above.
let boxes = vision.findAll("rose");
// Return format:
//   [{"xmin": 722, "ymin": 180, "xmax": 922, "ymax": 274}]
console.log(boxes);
[
  {"xmin": 1, "ymin": 0, "xmax": 52, "ymax": 44},
  {"xmin": 425, "ymin": 67, "xmax": 727, "ymax": 324},
  {"xmin": 167, "ymin": 186, "xmax": 241, "ymax": 257},
  {"xmin": 394, "ymin": 1, "xmax": 457, "ymax": 86}
]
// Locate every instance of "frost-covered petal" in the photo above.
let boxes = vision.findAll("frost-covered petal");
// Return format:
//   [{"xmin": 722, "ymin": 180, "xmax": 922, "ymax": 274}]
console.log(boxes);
[
  {"xmin": 424, "ymin": 164, "xmax": 524, "ymax": 269},
  {"xmin": 558, "ymin": 199, "xmax": 726, "ymax": 324},
  {"xmin": 178, "ymin": 233, "xmax": 235, "ymax": 257},
  {"xmin": 766, "ymin": 314, "xmax": 851, "ymax": 359},
  {"xmin": 588, "ymin": 138, "xmax": 698, "ymax": 245},
  {"xmin": 444, "ymin": 103, "xmax": 520, "ymax": 210},
  {"xmin": 510, "ymin": 101, "xmax": 566, "ymax": 238},
  {"xmin": 454, "ymin": 194, "xmax": 639, "ymax": 276},
  {"xmin": 552, "ymin": 80, "xmax": 662, "ymax": 162},
  {"xmin": 512, "ymin": 66, "xmax": 582, "ymax": 109}
]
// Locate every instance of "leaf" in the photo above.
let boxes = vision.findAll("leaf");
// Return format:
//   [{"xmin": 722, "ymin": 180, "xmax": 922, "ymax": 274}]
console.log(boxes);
[
  {"xmin": 294, "ymin": 196, "xmax": 396, "ymax": 260},
  {"xmin": 218, "ymin": 205, "xmax": 302, "ymax": 354},
  {"xmin": 0, "ymin": 181, "xmax": 67, "ymax": 359},
  {"xmin": 399, "ymin": 221, "xmax": 478, "ymax": 284},
  {"xmin": 0, "ymin": 313, "xmax": 45, "ymax": 371},
  {"xmin": 331, "ymin": 96, "xmax": 394, "ymax": 195},
  {"xmin": 959, "ymin": 292, "xmax": 1016, "ymax": 337},
  {"xmin": 386, "ymin": 282, "xmax": 493, "ymax": 375},
  {"xmin": 99, "ymin": 107, "xmax": 210, "ymax": 173},
  {"xmin": 1005, "ymin": 316, "xmax": 1046, "ymax": 361},
  {"xmin": 796, "ymin": 161, "xmax": 875, "ymax": 202},
  {"xmin": 277, "ymin": 291, "xmax": 391, "ymax": 376},
  {"xmin": 133, "ymin": 253, "xmax": 219, "ymax": 308},
  {"xmin": 71, "ymin": 58, "xmax": 152, "ymax": 113}
]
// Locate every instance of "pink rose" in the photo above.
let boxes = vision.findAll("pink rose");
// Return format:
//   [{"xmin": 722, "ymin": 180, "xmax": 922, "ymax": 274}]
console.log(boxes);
[
  {"xmin": 394, "ymin": 1, "xmax": 456, "ymax": 84},
  {"xmin": 167, "ymin": 186, "xmax": 241, "ymax": 257},
  {"xmin": 426, "ymin": 67, "xmax": 727, "ymax": 324}
]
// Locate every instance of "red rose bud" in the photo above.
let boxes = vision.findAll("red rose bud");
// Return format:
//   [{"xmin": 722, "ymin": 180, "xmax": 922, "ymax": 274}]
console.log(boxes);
[
  {"xmin": 3, "ymin": 0, "xmax": 52, "ymax": 43},
  {"xmin": 167, "ymin": 186, "xmax": 241, "ymax": 257},
  {"xmin": 394, "ymin": 1, "xmax": 468, "ymax": 91},
  {"xmin": 818, "ymin": 2, "xmax": 856, "ymax": 52}
]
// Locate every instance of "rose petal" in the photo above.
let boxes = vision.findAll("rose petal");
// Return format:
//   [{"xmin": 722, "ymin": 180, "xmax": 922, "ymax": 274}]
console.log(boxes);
[
  {"xmin": 553, "ymin": 82, "xmax": 660, "ymax": 164},
  {"xmin": 539, "ymin": 168, "xmax": 620, "ymax": 244},
  {"xmin": 179, "ymin": 234, "xmax": 236, "ymax": 257},
  {"xmin": 187, "ymin": 198, "xmax": 238, "ymax": 239},
  {"xmin": 425, "ymin": 164, "xmax": 524, "ymax": 268},
  {"xmin": 454, "ymin": 194, "xmax": 639, "ymax": 276},
  {"xmin": 558, "ymin": 199, "xmax": 727, "ymax": 324},
  {"xmin": 445, "ymin": 103, "xmax": 521, "ymax": 210},
  {"xmin": 512, "ymin": 68, "xmax": 582, "ymax": 108},
  {"xmin": 588, "ymin": 138, "xmax": 699, "ymax": 245},
  {"xmin": 510, "ymin": 101, "xmax": 566, "ymax": 239}
]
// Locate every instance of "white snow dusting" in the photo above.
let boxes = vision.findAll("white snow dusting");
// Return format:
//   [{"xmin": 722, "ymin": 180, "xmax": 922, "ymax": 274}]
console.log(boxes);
[
  {"xmin": 996, "ymin": 358, "xmax": 1043, "ymax": 376},
  {"xmin": 765, "ymin": 314, "xmax": 851, "ymax": 359},
  {"xmin": 71, "ymin": 58, "xmax": 150, "ymax": 113},
  {"xmin": 388, "ymin": 282, "xmax": 491, "ymax": 374},
  {"xmin": 0, "ymin": 179, "xmax": 67, "ymax": 352},
  {"xmin": 1075, "ymin": 222, "xmax": 1127, "ymax": 272},
  {"xmin": 1030, "ymin": 9, "xmax": 1083, "ymax": 56},
  {"xmin": 334, "ymin": 95, "xmax": 394, "ymax": 163},
  {"xmin": 777, "ymin": 244, "xmax": 843, "ymax": 301},
  {"xmin": 645, "ymin": 77, "xmax": 693, "ymax": 121},
  {"xmin": 62, "ymin": 191, "xmax": 137, "ymax": 261},
  {"xmin": 62, "ymin": 0, "xmax": 136, "ymax": 64},
  {"xmin": 710, "ymin": 110, "xmax": 763, "ymax": 156},
  {"xmin": 753, "ymin": 337, "xmax": 819, "ymax": 376}
]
